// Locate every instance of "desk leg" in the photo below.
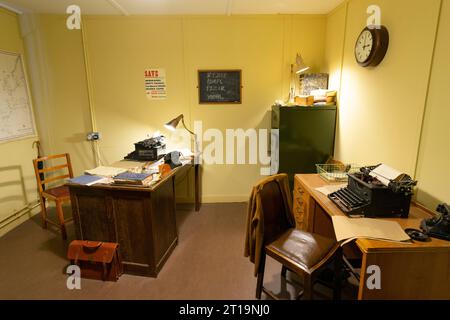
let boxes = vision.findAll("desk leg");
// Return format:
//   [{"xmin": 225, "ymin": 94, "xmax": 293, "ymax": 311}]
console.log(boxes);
[{"xmin": 194, "ymin": 164, "xmax": 201, "ymax": 212}]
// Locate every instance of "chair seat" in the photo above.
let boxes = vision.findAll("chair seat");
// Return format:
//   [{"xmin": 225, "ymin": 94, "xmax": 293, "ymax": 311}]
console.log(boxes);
[
  {"xmin": 266, "ymin": 229, "xmax": 338, "ymax": 272},
  {"xmin": 42, "ymin": 185, "xmax": 70, "ymax": 200}
]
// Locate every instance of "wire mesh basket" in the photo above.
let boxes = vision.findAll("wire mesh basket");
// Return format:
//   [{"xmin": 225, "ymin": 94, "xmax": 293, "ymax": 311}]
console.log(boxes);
[{"xmin": 316, "ymin": 163, "xmax": 360, "ymax": 182}]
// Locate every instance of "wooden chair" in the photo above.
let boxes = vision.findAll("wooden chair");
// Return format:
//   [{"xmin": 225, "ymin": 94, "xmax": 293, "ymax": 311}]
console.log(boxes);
[
  {"xmin": 251, "ymin": 174, "xmax": 343, "ymax": 300},
  {"xmin": 32, "ymin": 153, "xmax": 74, "ymax": 240}
]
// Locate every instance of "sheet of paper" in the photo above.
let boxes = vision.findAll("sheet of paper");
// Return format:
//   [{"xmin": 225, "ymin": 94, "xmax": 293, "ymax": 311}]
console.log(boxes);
[
  {"xmin": 332, "ymin": 216, "xmax": 411, "ymax": 243},
  {"xmin": 369, "ymin": 164, "xmax": 403, "ymax": 186},
  {"xmin": 315, "ymin": 184, "xmax": 347, "ymax": 196}
]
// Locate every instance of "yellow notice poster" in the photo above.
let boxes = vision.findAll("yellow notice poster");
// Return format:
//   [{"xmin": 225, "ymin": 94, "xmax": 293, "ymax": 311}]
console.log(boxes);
[{"xmin": 144, "ymin": 68, "xmax": 166, "ymax": 100}]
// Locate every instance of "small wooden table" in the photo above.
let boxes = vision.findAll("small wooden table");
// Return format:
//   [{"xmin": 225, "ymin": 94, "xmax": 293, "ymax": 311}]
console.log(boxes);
[
  {"xmin": 294, "ymin": 174, "xmax": 450, "ymax": 300},
  {"xmin": 68, "ymin": 161, "xmax": 201, "ymax": 277}
]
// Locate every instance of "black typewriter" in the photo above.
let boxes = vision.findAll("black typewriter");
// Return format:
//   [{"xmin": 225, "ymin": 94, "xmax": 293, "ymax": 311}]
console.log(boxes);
[
  {"xmin": 124, "ymin": 135, "xmax": 166, "ymax": 161},
  {"xmin": 328, "ymin": 165, "xmax": 417, "ymax": 218}
]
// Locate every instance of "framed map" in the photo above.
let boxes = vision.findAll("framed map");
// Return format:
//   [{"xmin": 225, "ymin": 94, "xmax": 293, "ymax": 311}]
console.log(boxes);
[
  {"xmin": 298, "ymin": 73, "xmax": 329, "ymax": 96},
  {"xmin": 0, "ymin": 50, "xmax": 36, "ymax": 143}
]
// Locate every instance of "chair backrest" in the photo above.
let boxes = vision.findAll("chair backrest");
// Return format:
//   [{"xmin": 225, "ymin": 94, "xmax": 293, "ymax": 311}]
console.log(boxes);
[
  {"xmin": 257, "ymin": 174, "xmax": 293, "ymax": 245},
  {"xmin": 32, "ymin": 153, "xmax": 74, "ymax": 193}
]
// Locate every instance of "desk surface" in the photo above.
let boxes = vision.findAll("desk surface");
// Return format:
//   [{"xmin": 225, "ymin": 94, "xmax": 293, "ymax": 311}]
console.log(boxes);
[
  {"xmin": 296, "ymin": 174, "xmax": 450, "ymax": 253},
  {"xmin": 68, "ymin": 159, "xmax": 193, "ymax": 192}
]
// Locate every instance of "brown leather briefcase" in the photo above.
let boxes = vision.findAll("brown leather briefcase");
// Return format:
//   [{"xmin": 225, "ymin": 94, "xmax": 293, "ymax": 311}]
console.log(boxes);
[{"xmin": 67, "ymin": 240, "xmax": 123, "ymax": 281}]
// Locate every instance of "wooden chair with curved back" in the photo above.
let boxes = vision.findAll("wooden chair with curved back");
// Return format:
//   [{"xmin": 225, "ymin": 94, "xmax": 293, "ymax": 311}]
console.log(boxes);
[
  {"xmin": 245, "ymin": 173, "xmax": 343, "ymax": 300},
  {"xmin": 32, "ymin": 153, "xmax": 74, "ymax": 240}
]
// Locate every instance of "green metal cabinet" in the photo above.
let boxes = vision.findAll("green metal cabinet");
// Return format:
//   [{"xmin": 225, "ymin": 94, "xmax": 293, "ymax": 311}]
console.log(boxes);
[{"xmin": 271, "ymin": 105, "xmax": 337, "ymax": 188}]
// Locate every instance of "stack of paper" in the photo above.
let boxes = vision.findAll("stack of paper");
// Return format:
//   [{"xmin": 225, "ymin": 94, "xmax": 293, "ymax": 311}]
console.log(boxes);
[
  {"xmin": 310, "ymin": 89, "xmax": 337, "ymax": 104},
  {"xmin": 332, "ymin": 216, "xmax": 411, "ymax": 245},
  {"xmin": 109, "ymin": 161, "xmax": 145, "ymax": 173},
  {"xmin": 85, "ymin": 166, "xmax": 128, "ymax": 177}
]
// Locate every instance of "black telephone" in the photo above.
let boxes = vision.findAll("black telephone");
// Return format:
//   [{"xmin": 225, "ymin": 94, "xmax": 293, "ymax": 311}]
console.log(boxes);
[
  {"xmin": 421, "ymin": 203, "xmax": 450, "ymax": 241},
  {"xmin": 164, "ymin": 151, "xmax": 182, "ymax": 169}
]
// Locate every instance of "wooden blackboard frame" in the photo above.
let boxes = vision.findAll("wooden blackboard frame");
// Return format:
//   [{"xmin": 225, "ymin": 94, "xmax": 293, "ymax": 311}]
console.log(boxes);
[{"xmin": 197, "ymin": 69, "xmax": 242, "ymax": 104}]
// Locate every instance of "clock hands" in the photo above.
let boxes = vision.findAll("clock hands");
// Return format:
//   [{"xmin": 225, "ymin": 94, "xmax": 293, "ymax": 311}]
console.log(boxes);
[{"xmin": 362, "ymin": 33, "xmax": 370, "ymax": 50}]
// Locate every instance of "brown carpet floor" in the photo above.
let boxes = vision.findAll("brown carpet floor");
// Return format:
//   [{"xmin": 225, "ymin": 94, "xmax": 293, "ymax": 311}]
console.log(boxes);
[{"xmin": 0, "ymin": 203, "xmax": 357, "ymax": 300}]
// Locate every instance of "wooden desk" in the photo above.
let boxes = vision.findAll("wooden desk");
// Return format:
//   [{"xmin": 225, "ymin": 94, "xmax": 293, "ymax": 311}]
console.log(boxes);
[
  {"xmin": 68, "ymin": 162, "xmax": 201, "ymax": 277},
  {"xmin": 294, "ymin": 174, "xmax": 450, "ymax": 300}
]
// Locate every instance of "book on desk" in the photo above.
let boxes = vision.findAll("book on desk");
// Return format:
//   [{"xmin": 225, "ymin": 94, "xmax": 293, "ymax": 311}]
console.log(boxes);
[
  {"xmin": 112, "ymin": 172, "xmax": 154, "ymax": 186},
  {"xmin": 68, "ymin": 174, "xmax": 111, "ymax": 186}
]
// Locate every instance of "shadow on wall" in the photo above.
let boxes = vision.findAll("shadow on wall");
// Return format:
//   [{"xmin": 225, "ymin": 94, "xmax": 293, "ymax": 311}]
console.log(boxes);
[
  {"xmin": 0, "ymin": 165, "xmax": 29, "ymax": 208},
  {"xmin": 415, "ymin": 189, "xmax": 443, "ymax": 213}
]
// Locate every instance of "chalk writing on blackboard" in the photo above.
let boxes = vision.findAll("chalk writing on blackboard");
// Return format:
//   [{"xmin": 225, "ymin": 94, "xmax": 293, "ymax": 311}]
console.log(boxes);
[{"xmin": 198, "ymin": 70, "xmax": 242, "ymax": 104}]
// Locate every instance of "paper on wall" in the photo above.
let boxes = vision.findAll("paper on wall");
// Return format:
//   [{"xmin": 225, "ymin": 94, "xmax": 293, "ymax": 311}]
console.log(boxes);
[{"xmin": 145, "ymin": 68, "xmax": 167, "ymax": 100}]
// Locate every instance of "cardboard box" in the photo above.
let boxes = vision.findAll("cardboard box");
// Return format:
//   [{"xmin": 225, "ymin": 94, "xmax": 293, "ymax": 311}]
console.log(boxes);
[{"xmin": 294, "ymin": 95, "xmax": 314, "ymax": 106}]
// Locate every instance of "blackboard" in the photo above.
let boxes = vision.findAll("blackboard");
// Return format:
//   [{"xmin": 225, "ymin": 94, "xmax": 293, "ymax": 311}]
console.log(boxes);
[{"xmin": 198, "ymin": 70, "xmax": 242, "ymax": 104}]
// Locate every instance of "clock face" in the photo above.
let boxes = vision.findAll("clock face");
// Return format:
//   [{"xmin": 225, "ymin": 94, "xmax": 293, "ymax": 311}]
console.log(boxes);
[{"xmin": 355, "ymin": 30, "xmax": 373, "ymax": 63}]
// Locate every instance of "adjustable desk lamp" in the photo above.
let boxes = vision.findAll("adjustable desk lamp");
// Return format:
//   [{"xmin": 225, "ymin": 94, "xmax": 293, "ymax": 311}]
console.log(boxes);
[
  {"xmin": 289, "ymin": 53, "xmax": 310, "ymax": 103},
  {"xmin": 164, "ymin": 114, "xmax": 199, "ymax": 162}
]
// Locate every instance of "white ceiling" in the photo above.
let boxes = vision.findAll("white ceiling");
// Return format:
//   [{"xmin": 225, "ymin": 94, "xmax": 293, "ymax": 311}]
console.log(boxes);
[{"xmin": 0, "ymin": 0, "xmax": 344, "ymax": 15}]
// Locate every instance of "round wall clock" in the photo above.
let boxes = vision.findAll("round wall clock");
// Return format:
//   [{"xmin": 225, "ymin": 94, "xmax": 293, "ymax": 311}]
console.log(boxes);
[{"xmin": 354, "ymin": 25, "xmax": 389, "ymax": 67}]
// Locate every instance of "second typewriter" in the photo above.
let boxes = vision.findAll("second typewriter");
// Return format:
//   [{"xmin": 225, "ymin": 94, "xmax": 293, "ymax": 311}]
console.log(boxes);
[{"xmin": 328, "ymin": 165, "xmax": 417, "ymax": 218}]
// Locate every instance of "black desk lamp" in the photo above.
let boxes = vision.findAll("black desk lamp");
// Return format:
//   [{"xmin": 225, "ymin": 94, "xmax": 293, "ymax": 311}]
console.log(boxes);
[{"xmin": 164, "ymin": 114, "xmax": 198, "ymax": 159}]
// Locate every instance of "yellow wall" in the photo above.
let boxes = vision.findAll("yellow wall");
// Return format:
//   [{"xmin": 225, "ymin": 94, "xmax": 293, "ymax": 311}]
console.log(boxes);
[
  {"xmin": 0, "ymin": 8, "xmax": 39, "ymax": 236},
  {"xmin": 25, "ymin": 14, "xmax": 327, "ymax": 203},
  {"xmin": 21, "ymin": 14, "xmax": 94, "ymax": 176},
  {"xmin": 325, "ymin": 0, "xmax": 449, "ymax": 210},
  {"xmin": 415, "ymin": 0, "xmax": 450, "ymax": 209},
  {"xmin": 324, "ymin": 2, "xmax": 347, "ymax": 92}
]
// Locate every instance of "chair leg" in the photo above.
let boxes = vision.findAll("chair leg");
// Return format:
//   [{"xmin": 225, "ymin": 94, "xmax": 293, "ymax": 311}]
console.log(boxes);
[
  {"xmin": 55, "ymin": 200, "xmax": 67, "ymax": 240},
  {"xmin": 333, "ymin": 251, "xmax": 343, "ymax": 300},
  {"xmin": 256, "ymin": 252, "xmax": 266, "ymax": 299},
  {"xmin": 303, "ymin": 275, "xmax": 313, "ymax": 300},
  {"xmin": 39, "ymin": 196, "xmax": 47, "ymax": 229},
  {"xmin": 281, "ymin": 265, "xmax": 287, "ymax": 278}
]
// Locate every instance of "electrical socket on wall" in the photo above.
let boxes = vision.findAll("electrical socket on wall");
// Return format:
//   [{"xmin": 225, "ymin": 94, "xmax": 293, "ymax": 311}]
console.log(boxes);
[{"xmin": 87, "ymin": 132, "xmax": 101, "ymax": 141}]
